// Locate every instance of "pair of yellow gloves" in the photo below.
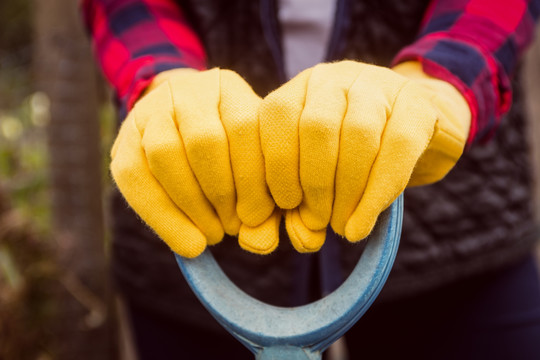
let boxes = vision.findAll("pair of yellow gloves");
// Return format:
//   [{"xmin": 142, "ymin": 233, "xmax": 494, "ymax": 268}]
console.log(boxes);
[{"xmin": 111, "ymin": 61, "xmax": 471, "ymax": 258}]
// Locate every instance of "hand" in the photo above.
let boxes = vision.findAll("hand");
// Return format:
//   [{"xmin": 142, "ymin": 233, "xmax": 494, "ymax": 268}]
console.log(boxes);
[
  {"xmin": 110, "ymin": 68, "xmax": 279, "ymax": 257},
  {"xmin": 259, "ymin": 61, "xmax": 471, "ymax": 252}
]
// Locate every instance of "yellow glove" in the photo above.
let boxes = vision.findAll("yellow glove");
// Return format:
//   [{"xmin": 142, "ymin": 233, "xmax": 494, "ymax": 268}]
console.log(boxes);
[
  {"xmin": 260, "ymin": 61, "xmax": 471, "ymax": 252},
  {"xmin": 111, "ymin": 68, "xmax": 278, "ymax": 258}
]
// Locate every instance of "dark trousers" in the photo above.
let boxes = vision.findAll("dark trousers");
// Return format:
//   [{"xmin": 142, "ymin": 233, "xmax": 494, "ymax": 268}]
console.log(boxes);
[{"xmin": 127, "ymin": 253, "xmax": 540, "ymax": 360}]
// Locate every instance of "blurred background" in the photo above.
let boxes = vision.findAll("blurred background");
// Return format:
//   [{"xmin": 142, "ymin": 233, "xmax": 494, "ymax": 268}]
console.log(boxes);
[
  {"xmin": 0, "ymin": 0, "xmax": 539, "ymax": 359},
  {"xmin": 1, "ymin": 0, "xmax": 118, "ymax": 358}
]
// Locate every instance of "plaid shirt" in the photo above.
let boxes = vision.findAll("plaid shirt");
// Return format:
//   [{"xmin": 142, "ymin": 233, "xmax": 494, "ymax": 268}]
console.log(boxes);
[
  {"xmin": 81, "ymin": 0, "xmax": 207, "ymax": 115},
  {"xmin": 82, "ymin": 0, "xmax": 539, "ymax": 144}
]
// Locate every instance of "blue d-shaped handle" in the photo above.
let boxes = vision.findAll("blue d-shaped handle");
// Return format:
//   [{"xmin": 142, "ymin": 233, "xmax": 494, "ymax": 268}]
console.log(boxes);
[{"xmin": 175, "ymin": 194, "xmax": 403, "ymax": 359}]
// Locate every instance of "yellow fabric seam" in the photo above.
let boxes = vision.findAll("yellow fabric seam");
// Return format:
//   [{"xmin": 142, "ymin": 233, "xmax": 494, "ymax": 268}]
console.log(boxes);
[
  {"xmin": 217, "ymin": 69, "xmax": 238, "ymax": 196},
  {"xmin": 356, "ymin": 78, "xmax": 411, "ymax": 203},
  {"xmin": 296, "ymin": 68, "xmax": 313, "ymax": 199}
]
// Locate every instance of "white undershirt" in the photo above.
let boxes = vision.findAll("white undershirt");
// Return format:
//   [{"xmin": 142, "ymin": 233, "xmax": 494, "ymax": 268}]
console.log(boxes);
[{"xmin": 278, "ymin": 0, "xmax": 337, "ymax": 79}]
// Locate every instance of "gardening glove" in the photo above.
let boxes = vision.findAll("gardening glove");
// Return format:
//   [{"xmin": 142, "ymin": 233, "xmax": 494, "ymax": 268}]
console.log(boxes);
[
  {"xmin": 111, "ymin": 68, "xmax": 277, "ymax": 258},
  {"xmin": 260, "ymin": 60, "xmax": 470, "ymax": 252}
]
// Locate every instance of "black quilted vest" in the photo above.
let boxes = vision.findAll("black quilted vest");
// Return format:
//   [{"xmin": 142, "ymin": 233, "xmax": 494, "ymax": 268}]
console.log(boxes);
[{"xmin": 111, "ymin": 0, "xmax": 538, "ymax": 332}]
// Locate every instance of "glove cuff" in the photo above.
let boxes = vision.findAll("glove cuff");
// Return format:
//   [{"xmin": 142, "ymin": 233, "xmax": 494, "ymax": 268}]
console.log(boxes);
[{"xmin": 393, "ymin": 61, "xmax": 472, "ymax": 186}]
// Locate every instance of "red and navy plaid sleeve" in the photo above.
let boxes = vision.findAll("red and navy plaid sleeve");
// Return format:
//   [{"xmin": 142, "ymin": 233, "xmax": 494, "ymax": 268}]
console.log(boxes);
[
  {"xmin": 393, "ymin": 0, "xmax": 540, "ymax": 144},
  {"xmin": 81, "ymin": 0, "xmax": 206, "ymax": 117}
]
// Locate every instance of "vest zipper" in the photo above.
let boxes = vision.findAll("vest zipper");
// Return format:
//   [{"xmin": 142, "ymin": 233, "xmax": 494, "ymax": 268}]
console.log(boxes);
[
  {"xmin": 260, "ymin": 0, "xmax": 287, "ymax": 83},
  {"xmin": 325, "ymin": 0, "xmax": 348, "ymax": 61}
]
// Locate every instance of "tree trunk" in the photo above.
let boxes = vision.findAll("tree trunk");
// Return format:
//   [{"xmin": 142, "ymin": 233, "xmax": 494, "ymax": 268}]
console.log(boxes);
[
  {"xmin": 33, "ymin": 0, "xmax": 116, "ymax": 358},
  {"xmin": 523, "ymin": 26, "xmax": 540, "ymax": 263}
]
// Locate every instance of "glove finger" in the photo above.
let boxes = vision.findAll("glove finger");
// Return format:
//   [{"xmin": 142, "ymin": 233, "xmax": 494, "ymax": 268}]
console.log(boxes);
[
  {"xmin": 259, "ymin": 68, "xmax": 313, "ymax": 209},
  {"xmin": 298, "ymin": 61, "xmax": 363, "ymax": 231},
  {"xmin": 171, "ymin": 69, "xmax": 241, "ymax": 235},
  {"xmin": 238, "ymin": 208, "xmax": 281, "ymax": 255},
  {"xmin": 138, "ymin": 85, "xmax": 224, "ymax": 244},
  {"xmin": 345, "ymin": 84, "xmax": 437, "ymax": 242},
  {"xmin": 111, "ymin": 116, "xmax": 208, "ymax": 258},
  {"xmin": 219, "ymin": 70, "xmax": 275, "ymax": 227},
  {"xmin": 285, "ymin": 208, "xmax": 326, "ymax": 253},
  {"xmin": 330, "ymin": 73, "xmax": 391, "ymax": 236}
]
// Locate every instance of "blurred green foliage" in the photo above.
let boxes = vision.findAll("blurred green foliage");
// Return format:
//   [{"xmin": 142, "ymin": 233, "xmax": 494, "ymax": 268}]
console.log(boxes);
[
  {"xmin": 0, "ymin": 0, "xmax": 31, "ymax": 53},
  {"xmin": 0, "ymin": 92, "xmax": 51, "ymax": 234},
  {"xmin": 0, "ymin": 1, "xmax": 115, "ymax": 358},
  {"xmin": 0, "ymin": 2, "xmax": 56, "ymax": 358},
  {"xmin": 0, "ymin": 0, "xmax": 46, "ymax": 231},
  {"xmin": 0, "ymin": 0, "xmax": 32, "ymax": 110}
]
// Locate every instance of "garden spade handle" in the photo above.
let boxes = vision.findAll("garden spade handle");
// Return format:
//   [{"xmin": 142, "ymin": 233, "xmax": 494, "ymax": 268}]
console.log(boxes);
[{"xmin": 175, "ymin": 194, "xmax": 403, "ymax": 360}]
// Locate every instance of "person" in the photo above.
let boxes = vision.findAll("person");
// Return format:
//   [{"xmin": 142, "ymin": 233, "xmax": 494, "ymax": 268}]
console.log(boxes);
[{"xmin": 82, "ymin": 0, "xmax": 540, "ymax": 358}]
